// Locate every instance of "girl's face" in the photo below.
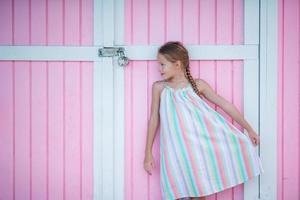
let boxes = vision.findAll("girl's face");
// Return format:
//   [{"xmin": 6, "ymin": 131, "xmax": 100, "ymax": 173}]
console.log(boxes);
[{"xmin": 157, "ymin": 53, "xmax": 181, "ymax": 79}]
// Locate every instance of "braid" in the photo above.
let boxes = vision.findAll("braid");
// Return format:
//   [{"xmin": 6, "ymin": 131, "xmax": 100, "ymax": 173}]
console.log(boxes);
[{"xmin": 185, "ymin": 64, "xmax": 203, "ymax": 99}]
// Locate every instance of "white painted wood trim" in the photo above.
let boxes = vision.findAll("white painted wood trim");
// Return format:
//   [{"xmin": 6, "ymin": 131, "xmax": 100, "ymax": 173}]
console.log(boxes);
[
  {"xmin": 0, "ymin": 46, "xmax": 101, "ymax": 61},
  {"xmin": 93, "ymin": 0, "xmax": 103, "ymax": 199},
  {"xmin": 125, "ymin": 45, "xmax": 258, "ymax": 60},
  {"xmin": 93, "ymin": 0, "xmax": 118, "ymax": 200},
  {"xmin": 244, "ymin": 0, "xmax": 261, "ymax": 199},
  {"xmin": 93, "ymin": 60, "xmax": 103, "ymax": 200},
  {"xmin": 114, "ymin": 0, "xmax": 126, "ymax": 200},
  {"xmin": 259, "ymin": 0, "xmax": 278, "ymax": 199},
  {"xmin": 0, "ymin": 45, "xmax": 258, "ymax": 61},
  {"xmin": 93, "ymin": 0, "xmax": 125, "ymax": 199},
  {"xmin": 244, "ymin": 0, "xmax": 260, "ymax": 45}
]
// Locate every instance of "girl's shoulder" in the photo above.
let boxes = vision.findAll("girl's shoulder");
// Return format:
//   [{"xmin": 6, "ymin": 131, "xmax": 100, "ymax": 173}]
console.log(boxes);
[
  {"xmin": 152, "ymin": 80, "xmax": 167, "ymax": 96},
  {"xmin": 193, "ymin": 78, "xmax": 208, "ymax": 94},
  {"xmin": 153, "ymin": 80, "xmax": 167, "ymax": 90}
]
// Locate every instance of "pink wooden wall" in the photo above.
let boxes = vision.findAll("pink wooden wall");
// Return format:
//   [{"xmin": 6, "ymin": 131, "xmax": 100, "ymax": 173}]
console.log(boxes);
[
  {"xmin": 0, "ymin": 0, "xmax": 94, "ymax": 199},
  {"xmin": 277, "ymin": 0, "xmax": 300, "ymax": 199},
  {"xmin": 1, "ymin": 0, "xmax": 299, "ymax": 199},
  {"xmin": 124, "ymin": 0, "xmax": 246, "ymax": 199}
]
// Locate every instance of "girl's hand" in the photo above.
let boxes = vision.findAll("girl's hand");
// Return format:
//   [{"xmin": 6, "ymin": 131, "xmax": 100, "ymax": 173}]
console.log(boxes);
[
  {"xmin": 144, "ymin": 153, "xmax": 155, "ymax": 175},
  {"xmin": 247, "ymin": 129, "xmax": 260, "ymax": 146}
]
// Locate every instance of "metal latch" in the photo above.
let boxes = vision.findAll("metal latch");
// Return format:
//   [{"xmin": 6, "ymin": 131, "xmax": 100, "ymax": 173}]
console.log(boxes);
[{"xmin": 98, "ymin": 47, "xmax": 129, "ymax": 66}]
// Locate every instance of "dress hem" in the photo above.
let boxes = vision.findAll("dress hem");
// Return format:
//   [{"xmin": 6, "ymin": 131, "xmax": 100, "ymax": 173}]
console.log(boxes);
[{"xmin": 166, "ymin": 170, "xmax": 263, "ymax": 200}]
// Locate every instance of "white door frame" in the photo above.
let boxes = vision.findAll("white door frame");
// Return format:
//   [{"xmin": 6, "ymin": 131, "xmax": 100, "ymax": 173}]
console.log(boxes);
[{"xmin": 0, "ymin": 0, "xmax": 277, "ymax": 199}]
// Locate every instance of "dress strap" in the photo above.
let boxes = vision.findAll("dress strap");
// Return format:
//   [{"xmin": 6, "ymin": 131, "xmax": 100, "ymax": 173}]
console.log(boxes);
[{"xmin": 163, "ymin": 80, "xmax": 169, "ymax": 89}]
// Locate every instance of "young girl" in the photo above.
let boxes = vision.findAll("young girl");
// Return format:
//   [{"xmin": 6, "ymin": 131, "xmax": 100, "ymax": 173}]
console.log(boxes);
[{"xmin": 143, "ymin": 41, "xmax": 264, "ymax": 200}]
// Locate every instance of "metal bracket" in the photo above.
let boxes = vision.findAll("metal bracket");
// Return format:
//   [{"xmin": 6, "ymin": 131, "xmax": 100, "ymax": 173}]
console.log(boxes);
[{"xmin": 98, "ymin": 47, "xmax": 129, "ymax": 66}]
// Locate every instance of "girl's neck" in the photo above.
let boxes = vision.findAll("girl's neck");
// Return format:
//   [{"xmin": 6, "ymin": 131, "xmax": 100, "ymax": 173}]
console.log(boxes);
[{"xmin": 168, "ymin": 74, "xmax": 188, "ymax": 84}]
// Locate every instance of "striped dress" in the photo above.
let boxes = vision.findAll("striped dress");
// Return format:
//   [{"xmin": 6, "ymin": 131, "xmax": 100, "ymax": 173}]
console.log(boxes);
[{"xmin": 159, "ymin": 81, "xmax": 264, "ymax": 200}]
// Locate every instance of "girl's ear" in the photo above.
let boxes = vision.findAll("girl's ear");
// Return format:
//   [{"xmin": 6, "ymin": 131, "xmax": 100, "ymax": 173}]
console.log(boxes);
[{"xmin": 175, "ymin": 60, "xmax": 181, "ymax": 68}]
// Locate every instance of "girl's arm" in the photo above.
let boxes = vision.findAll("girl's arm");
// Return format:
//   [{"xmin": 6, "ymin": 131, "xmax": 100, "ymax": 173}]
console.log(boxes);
[
  {"xmin": 144, "ymin": 81, "xmax": 162, "ymax": 155},
  {"xmin": 195, "ymin": 79, "xmax": 256, "ymax": 135}
]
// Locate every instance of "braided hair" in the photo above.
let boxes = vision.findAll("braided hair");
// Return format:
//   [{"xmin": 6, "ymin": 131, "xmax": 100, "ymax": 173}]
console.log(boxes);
[{"xmin": 158, "ymin": 41, "xmax": 202, "ymax": 98}]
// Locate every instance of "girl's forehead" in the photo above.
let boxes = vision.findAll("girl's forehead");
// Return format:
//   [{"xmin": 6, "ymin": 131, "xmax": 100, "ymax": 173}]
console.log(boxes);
[{"xmin": 157, "ymin": 53, "xmax": 168, "ymax": 62}]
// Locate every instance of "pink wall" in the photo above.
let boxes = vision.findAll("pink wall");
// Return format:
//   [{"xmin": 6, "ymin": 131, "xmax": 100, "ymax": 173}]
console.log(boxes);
[
  {"xmin": 0, "ymin": 0, "xmax": 94, "ymax": 199},
  {"xmin": 277, "ymin": 0, "xmax": 300, "ymax": 200},
  {"xmin": 125, "ymin": 0, "xmax": 245, "ymax": 199},
  {"xmin": 1, "ymin": 0, "xmax": 299, "ymax": 199}
]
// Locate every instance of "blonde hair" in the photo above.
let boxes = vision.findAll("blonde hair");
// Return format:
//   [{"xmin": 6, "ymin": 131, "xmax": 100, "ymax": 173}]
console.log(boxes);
[{"xmin": 158, "ymin": 41, "xmax": 201, "ymax": 98}]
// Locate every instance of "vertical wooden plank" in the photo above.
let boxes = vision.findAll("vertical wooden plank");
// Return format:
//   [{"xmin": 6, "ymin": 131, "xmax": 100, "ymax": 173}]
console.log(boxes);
[
  {"xmin": 82, "ymin": 0, "xmax": 93, "ymax": 45},
  {"xmin": 93, "ymin": 0, "xmax": 103, "ymax": 198},
  {"xmin": 277, "ymin": 1, "xmax": 283, "ymax": 200},
  {"xmin": 260, "ymin": 0, "xmax": 278, "ymax": 200},
  {"xmin": 93, "ymin": 60, "xmax": 102, "ymax": 200},
  {"xmin": 47, "ymin": 0, "xmax": 64, "ymax": 199},
  {"xmin": 31, "ymin": 63, "xmax": 47, "ymax": 200},
  {"xmin": 244, "ymin": 0, "xmax": 260, "ymax": 199},
  {"xmin": 65, "ymin": 0, "xmax": 81, "ymax": 198},
  {"xmin": 14, "ymin": 63, "xmax": 30, "ymax": 200},
  {"xmin": 102, "ymin": 0, "xmax": 114, "ymax": 197},
  {"xmin": 166, "ymin": 0, "xmax": 181, "ymax": 41},
  {"xmin": 93, "ymin": 0, "xmax": 115, "ymax": 199},
  {"xmin": 30, "ymin": 0, "xmax": 47, "ymax": 199},
  {"xmin": 65, "ymin": 0, "xmax": 80, "ymax": 45},
  {"xmin": 0, "ymin": 64, "xmax": 14, "ymax": 200},
  {"xmin": 100, "ymin": 56, "xmax": 115, "ymax": 200},
  {"xmin": 282, "ymin": 0, "xmax": 299, "ymax": 199},
  {"xmin": 48, "ymin": 0, "xmax": 63, "ymax": 45},
  {"xmin": 48, "ymin": 63, "xmax": 64, "ymax": 200},
  {"xmin": 132, "ymin": 0, "xmax": 149, "ymax": 199},
  {"xmin": 148, "ymin": 0, "xmax": 165, "ymax": 199},
  {"xmin": 65, "ymin": 63, "xmax": 81, "ymax": 200},
  {"xmin": 0, "ymin": 0, "xmax": 13, "ymax": 45},
  {"xmin": 31, "ymin": 0, "xmax": 46, "ymax": 45},
  {"xmin": 0, "ymin": 0, "xmax": 13, "ymax": 199},
  {"xmin": 14, "ymin": 0, "xmax": 30, "ymax": 199},
  {"xmin": 14, "ymin": 0, "xmax": 30, "ymax": 45},
  {"xmin": 114, "ymin": 0, "xmax": 126, "ymax": 199}
]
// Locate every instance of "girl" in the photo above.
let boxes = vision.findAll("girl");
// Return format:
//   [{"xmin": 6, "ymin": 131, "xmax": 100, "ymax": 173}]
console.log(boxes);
[{"xmin": 143, "ymin": 41, "xmax": 264, "ymax": 200}]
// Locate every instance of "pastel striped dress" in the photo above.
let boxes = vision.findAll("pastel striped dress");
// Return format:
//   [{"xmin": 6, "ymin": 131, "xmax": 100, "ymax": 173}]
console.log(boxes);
[{"xmin": 159, "ymin": 81, "xmax": 264, "ymax": 200}]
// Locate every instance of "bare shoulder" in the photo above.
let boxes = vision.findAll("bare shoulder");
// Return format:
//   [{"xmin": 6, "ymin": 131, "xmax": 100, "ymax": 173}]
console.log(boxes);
[
  {"xmin": 194, "ymin": 78, "xmax": 211, "ymax": 94},
  {"xmin": 152, "ymin": 80, "xmax": 165, "ymax": 93}
]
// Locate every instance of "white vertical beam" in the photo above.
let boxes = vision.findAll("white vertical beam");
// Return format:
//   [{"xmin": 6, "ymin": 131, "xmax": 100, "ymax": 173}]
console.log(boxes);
[
  {"xmin": 94, "ymin": 0, "xmax": 103, "ymax": 46},
  {"xmin": 101, "ymin": 56, "xmax": 115, "ymax": 200},
  {"xmin": 93, "ymin": 0, "xmax": 116, "ymax": 200},
  {"xmin": 114, "ymin": 0, "xmax": 125, "ymax": 46},
  {"xmin": 244, "ymin": 0, "xmax": 261, "ymax": 199},
  {"xmin": 114, "ymin": 0, "xmax": 126, "ymax": 200},
  {"xmin": 244, "ymin": 0, "xmax": 260, "ymax": 45},
  {"xmin": 93, "ymin": 58, "xmax": 103, "ymax": 200},
  {"xmin": 93, "ymin": 0, "xmax": 103, "ymax": 199},
  {"xmin": 259, "ymin": 0, "xmax": 278, "ymax": 199}
]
